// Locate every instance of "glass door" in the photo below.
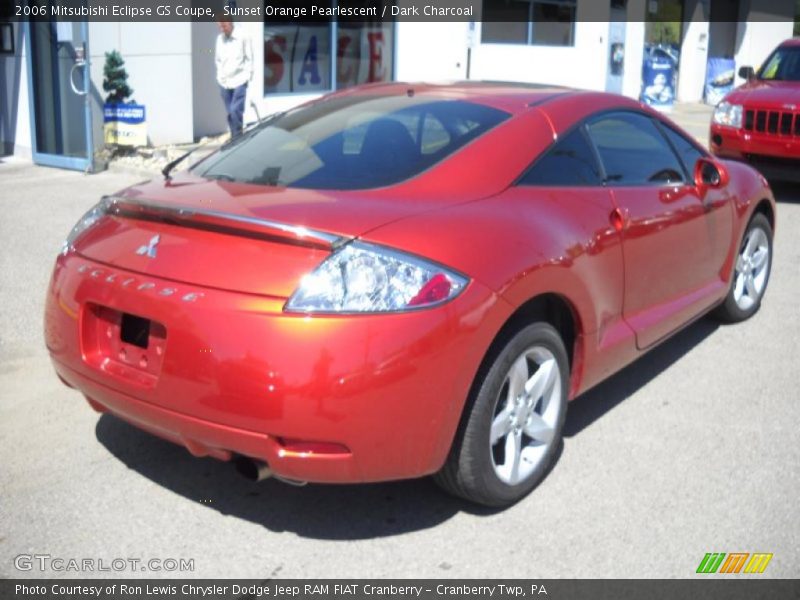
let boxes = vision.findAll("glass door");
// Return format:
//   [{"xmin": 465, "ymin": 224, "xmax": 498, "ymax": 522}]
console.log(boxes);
[
  {"xmin": 644, "ymin": 0, "xmax": 683, "ymax": 99},
  {"xmin": 606, "ymin": 1, "xmax": 628, "ymax": 95},
  {"xmin": 25, "ymin": 20, "xmax": 93, "ymax": 171}
]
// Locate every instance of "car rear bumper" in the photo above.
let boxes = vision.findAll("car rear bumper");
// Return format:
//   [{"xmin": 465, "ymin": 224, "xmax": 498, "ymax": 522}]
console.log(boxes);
[
  {"xmin": 45, "ymin": 252, "xmax": 506, "ymax": 483},
  {"xmin": 710, "ymin": 123, "xmax": 800, "ymax": 182},
  {"xmin": 52, "ymin": 358, "xmax": 361, "ymax": 482}
]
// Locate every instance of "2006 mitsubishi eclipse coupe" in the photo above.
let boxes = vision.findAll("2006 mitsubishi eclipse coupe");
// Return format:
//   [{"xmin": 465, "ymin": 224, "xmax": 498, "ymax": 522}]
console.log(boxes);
[{"xmin": 46, "ymin": 82, "xmax": 776, "ymax": 506}]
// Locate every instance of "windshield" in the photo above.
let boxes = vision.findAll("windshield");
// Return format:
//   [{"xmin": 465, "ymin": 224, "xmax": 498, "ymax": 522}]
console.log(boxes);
[
  {"xmin": 758, "ymin": 45, "xmax": 800, "ymax": 81},
  {"xmin": 193, "ymin": 95, "xmax": 510, "ymax": 190}
]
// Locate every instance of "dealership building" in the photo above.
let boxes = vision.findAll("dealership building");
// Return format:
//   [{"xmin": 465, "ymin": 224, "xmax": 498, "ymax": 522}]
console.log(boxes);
[{"xmin": 1, "ymin": 0, "xmax": 797, "ymax": 171}]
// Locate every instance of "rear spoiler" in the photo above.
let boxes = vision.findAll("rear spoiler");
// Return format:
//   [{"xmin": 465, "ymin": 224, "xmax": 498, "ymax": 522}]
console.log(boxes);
[{"xmin": 101, "ymin": 196, "xmax": 347, "ymax": 250}]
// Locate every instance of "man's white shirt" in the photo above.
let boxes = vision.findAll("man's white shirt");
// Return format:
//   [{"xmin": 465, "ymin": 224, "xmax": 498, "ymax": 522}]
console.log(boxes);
[{"xmin": 215, "ymin": 28, "xmax": 253, "ymax": 89}]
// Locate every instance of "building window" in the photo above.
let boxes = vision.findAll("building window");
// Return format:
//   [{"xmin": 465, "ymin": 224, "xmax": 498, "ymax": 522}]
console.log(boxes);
[
  {"xmin": 0, "ymin": 23, "xmax": 14, "ymax": 55},
  {"xmin": 265, "ymin": 23, "xmax": 332, "ymax": 94},
  {"xmin": 336, "ymin": 23, "xmax": 394, "ymax": 90},
  {"xmin": 482, "ymin": 0, "xmax": 576, "ymax": 47},
  {"xmin": 264, "ymin": 16, "xmax": 394, "ymax": 95}
]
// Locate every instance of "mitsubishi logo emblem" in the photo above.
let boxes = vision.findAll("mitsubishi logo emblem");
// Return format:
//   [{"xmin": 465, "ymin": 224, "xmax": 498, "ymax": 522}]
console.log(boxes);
[{"xmin": 135, "ymin": 234, "xmax": 160, "ymax": 258}]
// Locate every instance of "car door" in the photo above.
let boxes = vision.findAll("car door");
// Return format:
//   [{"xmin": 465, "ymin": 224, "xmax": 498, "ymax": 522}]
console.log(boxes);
[
  {"xmin": 585, "ymin": 111, "xmax": 729, "ymax": 350},
  {"xmin": 516, "ymin": 126, "xmax": 632, "ymax": 386},
  {"xmin": 657, "ymin": 121, "xmax": 734, "ymax": 281}
]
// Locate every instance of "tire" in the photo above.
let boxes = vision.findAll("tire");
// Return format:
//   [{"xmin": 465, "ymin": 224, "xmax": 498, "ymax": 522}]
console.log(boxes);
[
  {"xmin": 714, "ymin": 213, "xmax": 773, "ymax": 323},
  {"xmin": 434, "ymin": 322, "xmax": 569, "ymax": 507}
]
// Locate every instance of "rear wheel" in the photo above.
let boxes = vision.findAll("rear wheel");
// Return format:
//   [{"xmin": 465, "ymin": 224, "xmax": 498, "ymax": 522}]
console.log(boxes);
[
  {"xmin": 714, "ymin": 213, "xmax": 772, "ymax": 322},
  {"xmin": 434, "ymin": 323, "xmax": 568, "ymax": 507}
]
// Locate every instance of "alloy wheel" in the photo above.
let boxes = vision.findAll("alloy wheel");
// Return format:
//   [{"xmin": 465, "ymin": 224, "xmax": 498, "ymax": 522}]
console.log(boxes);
[
  {"xmin": 733, "ymin": 227, "xmax": 770, "ymax": 311},
  {"xmin": 490, "ymin": 346, "xmax": 562, "ymax": 485}
]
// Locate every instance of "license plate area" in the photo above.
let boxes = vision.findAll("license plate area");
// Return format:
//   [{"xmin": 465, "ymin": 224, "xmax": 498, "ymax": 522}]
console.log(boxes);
[
  {"xmin": 82, "ymin": 304, "xmax": 167, "ymax": 387},
  {"xmin": 121, "ymin": 313, "xmax": 151, "ymax": 349}
]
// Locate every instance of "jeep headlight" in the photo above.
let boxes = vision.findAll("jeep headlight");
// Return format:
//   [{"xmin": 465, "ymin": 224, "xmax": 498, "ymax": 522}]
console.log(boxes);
[{"xmin": 713, "ymin": 101, "xmax": 743, "ymax": 128}]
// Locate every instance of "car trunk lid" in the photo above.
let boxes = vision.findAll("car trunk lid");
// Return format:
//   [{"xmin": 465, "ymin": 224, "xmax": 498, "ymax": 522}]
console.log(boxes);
[{"xmin": 72, "ymin": 174, "xmax": 447, "ymax": 298}]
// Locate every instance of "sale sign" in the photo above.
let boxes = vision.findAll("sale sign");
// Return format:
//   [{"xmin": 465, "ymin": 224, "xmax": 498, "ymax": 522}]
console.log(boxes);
[
  {"xmin": 337, "ymin": 25, "xmax": 390, "ymax": 88},
  {"xmin": 264, "ymin": 24, "xmax": 393, "ymax": 94},
  {"xmin": 264, "ymin": 24, "xmax": 331, "ymax": 94}
]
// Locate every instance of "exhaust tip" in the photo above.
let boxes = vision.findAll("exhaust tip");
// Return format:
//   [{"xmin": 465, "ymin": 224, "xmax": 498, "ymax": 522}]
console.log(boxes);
[{"xmin": 234, "ymin": 457, "xmax": 273, "ymax": 482}]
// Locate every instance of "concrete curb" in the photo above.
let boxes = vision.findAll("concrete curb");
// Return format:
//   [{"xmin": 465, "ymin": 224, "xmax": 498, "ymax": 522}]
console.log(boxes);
[{"xmin": 105, "ymin": 162, "xmax": 163, "ymax": 180}]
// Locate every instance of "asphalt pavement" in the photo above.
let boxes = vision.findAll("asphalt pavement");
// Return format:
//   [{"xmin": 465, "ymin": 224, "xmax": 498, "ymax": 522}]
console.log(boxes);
[{"xmin": 1, "ymin": 106, "xmax": 798, "ymax": 578}]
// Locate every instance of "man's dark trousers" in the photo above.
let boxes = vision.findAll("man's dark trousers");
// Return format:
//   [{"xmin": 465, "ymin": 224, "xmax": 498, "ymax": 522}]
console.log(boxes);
[{"xmin": 221, "ymin": 83, "xmax": 247, "ymax": 137}]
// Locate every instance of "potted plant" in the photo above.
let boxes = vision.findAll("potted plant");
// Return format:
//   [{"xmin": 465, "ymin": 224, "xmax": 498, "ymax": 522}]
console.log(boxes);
[{"xmin": 102, "ymin": 50, "xmax": 147, "ymax": 148}]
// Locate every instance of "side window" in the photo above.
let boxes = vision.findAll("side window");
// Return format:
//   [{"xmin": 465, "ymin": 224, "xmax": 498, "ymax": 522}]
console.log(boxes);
[
  {"xmin": 659, "ymin": 124, "xmax": 706, "ymax": 173},
  {"xmin": 586, "ymin": 112, "xmax": 685, "ymax": 185},
  {"xmin": 519, "ymin": 127, "xmax": 601, "ymax": 186}
]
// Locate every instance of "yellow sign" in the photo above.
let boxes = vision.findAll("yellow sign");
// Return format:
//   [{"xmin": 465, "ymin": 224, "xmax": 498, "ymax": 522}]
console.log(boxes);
[{"xmin": 104, "ymin": 104, "xmax": 147, "ymax": 147}]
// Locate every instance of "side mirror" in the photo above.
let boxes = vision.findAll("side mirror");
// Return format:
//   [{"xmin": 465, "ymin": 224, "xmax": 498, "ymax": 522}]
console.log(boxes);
[
  {"xmin": 738, "ymin": 65, "xmax": 755, "ymax": 81},
  {"xmin": 694, "ymin": 158, "xmax": 728, "ymax": 191}
]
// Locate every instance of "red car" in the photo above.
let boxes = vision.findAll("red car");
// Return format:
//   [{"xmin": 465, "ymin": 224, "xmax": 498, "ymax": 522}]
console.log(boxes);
[
  {"xmin": 46, "ymin": 83, "xmax": 775, "ymax": 506},
  {"xmin": 710, "ymin": 38, "xmax": 800, "ymax": 181}
]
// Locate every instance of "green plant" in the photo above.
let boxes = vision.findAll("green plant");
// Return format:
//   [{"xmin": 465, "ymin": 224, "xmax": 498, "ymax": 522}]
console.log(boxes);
[{"xmin": 102, "ymin": 50, "xmax": 134, "ymax": 104}]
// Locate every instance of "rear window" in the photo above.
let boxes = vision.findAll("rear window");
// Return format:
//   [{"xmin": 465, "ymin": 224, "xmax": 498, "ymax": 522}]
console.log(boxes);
[{"xmin": 194, "ymin": 96, "xmax": 510, "ymax": 190}]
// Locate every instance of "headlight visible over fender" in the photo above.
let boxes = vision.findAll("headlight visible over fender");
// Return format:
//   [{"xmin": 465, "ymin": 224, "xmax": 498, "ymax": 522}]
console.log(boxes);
[{"xmin": 285, "ymin": 241, "xmax": 469, "ymax": 314}]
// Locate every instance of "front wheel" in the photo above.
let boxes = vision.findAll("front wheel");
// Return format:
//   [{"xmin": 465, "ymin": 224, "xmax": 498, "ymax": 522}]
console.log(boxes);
[
  {"xmin": 434, "ymin": 323, "xmax": 568, "ymax": 507},
  {"xmin": 714, "ymin": 213, "xmax": 773, "ymax": 323}
]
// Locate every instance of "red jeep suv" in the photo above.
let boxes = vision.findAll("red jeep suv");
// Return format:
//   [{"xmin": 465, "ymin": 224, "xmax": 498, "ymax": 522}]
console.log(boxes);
[{"xmin": 710, "ymin": 38, "xmax": 800, "ymax": 182}]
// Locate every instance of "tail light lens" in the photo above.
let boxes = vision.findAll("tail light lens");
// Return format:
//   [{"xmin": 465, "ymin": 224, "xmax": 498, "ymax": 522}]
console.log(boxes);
[
  {"xmin": 284, "ymin": 242, "xmax": 468, "ymax": 314},
  {"xmin": 61, "ymin": 198, "xmax": 111, "ymax": 255}
]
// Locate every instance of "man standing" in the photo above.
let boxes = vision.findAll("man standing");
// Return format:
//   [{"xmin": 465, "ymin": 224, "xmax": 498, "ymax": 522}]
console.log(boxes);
[{"xmin": 215, "ymin": 17, "xmax": 252, "ymax": 138}]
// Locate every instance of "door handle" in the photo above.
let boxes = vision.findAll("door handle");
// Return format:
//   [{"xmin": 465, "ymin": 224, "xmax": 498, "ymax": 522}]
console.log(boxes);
[
  {"xmin": 69, "ymin": 62, "xmax": 88, "ymax": 96},
  {"xmin": 610, "ymin": 207, "xmax": 629, "ymax": 232}
]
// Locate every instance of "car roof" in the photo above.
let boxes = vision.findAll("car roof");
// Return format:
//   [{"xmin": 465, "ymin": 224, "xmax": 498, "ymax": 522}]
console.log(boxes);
[
  {"xmin": 328, "ymin": 80, "xmax": 587, "ymax": 115},
  {"xmin": 319, "ymin": 80, "xmax": 656, "ymax": 138}
]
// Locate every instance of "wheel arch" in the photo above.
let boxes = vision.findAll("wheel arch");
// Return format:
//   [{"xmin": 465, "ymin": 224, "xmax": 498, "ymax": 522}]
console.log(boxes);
[
  {"xmin": 473, "ymin": 292, "xmax": 585, "ymax": 406},
  {"xmin": 433, "ymin": 290, "xmax": 585, "ymax": 479},
  {"xmin": 753, "ymin": 198, "xmax": 775, "ymax": 232},
  {"xmin": 726, "ymin": 196, "xmax": 776, "ymax": 284}
]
